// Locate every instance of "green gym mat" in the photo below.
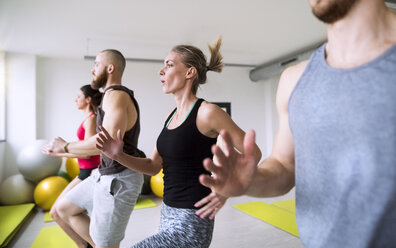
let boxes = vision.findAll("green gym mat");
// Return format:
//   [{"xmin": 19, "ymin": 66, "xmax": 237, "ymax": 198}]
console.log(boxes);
[
  {"xmin": 31, "ymin": 225, "xmax": 77, "ymax": 248},
  {"xmin": 234, "ymin": 200, "xmax": 299, "ymax": 237},
  {"xmin": 0, "ymin": 203, "xmax": 35, "ymax": 247}
]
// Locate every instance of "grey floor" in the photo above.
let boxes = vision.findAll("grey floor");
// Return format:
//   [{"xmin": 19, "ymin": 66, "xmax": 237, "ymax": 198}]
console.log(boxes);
[{"xmin": 7, "ymin": 190, "xmax": 304, "ymax": 248}]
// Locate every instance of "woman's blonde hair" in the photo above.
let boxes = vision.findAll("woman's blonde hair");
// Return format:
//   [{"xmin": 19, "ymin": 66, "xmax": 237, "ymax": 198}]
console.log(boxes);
[{"xmin": 172, "ymin": 37, "xmax": 224, "ymax": 95}]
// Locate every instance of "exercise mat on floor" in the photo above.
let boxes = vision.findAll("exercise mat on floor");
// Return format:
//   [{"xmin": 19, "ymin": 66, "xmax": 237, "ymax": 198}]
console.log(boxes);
[
  {"xmin": 44, "ymin": 211, "xmax": 54, "ymax": 222},
  {"xmin": 271, "ymin": 199, "xmax": 296, "ymax": 213},
  {"xmin": 234, "ymin": 200, "xmax": 299, "ymax": 237},
  {"xmin": 31, "ymin": 225, "xmax": 77, "ymax": 248},
  {"xmin": 135, "ymin": 198, "xmax": 157, "ymax": 210},
  {"xmin": 0, "ymin": 203, "xmax": 35, "ymax": 247}
]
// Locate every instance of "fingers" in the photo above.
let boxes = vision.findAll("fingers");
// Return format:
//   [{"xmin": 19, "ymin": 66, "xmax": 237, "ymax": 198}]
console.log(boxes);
[
  {"xmin": 199, "ymin": 174, "xmax": 217, "ymax": 189},
  {"xmin": 95, "ymin": 143, "xmax": 103, "ymax": 150},
  {"xmin": 244, "ymin": 129, "xmax": 257, "ymax": 161},
  {"xmin": 219, "ymin": 130, "xmax": 235, "ymax": 157},
  {"xmin": 195, "ymin": 195, "xmax": 218, "ymax": 219},
  {"xmin": 99, "ymin": 125, "xmax": 112, "ymax": 140},
  {"xmin": 116, "ymin": 129, "xmax": 122, "ymax": 141},
  {"xmin": 194, "ymin": 193, "xmax": 211, "ymax": 208},
  {"xmin": 203, "ymin": 156, "xmax": 221, "ymax": 175},
  {"xmin": 209, "ymin": 208, "xmax": 220, "ymax": 220},
  {"xmin": 195, "ymin": 192, "xmax": 226, "ymax": 219}
]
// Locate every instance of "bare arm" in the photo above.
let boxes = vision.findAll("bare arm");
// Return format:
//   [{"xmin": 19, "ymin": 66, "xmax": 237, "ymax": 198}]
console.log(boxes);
[
  {"xmin": 200, "ymin": 61, "xmax": 308, "ymax": 197},
  {"xmin": 96, "ymin": 126, "xmax": 163, "ymax": 176},
  {"xmin": 44, "ymin": 90, "xmax": 131, "ymax": 156},
  {"xmin": 194, "ymin": 102, "xmax": 262, "ymax": 218},
  {"xmin": 197, "ymin": 102, "xmax": 262, "ymax": 162}
]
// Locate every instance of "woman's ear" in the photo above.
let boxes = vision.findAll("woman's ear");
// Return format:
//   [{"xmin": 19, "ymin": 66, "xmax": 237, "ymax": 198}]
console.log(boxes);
[
  {"xmin": 186, "ymin": 67, "xmax": 197, "ymax": 79},
  {"xmin": 85, "ymin": 96, "xmax": 92, "ymax": 104}
]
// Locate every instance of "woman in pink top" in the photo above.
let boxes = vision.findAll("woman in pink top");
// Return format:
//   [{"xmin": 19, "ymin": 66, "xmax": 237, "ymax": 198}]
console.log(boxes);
[{"xmin": 48, "ymin": 84, "xmax": 102, "ymax": 248}]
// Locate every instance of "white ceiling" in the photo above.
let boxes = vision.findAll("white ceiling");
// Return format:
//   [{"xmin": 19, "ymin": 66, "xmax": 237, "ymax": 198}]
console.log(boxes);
[{"xmin": 0, "ymin": 0, "xmax": 328, "ymax": 66}]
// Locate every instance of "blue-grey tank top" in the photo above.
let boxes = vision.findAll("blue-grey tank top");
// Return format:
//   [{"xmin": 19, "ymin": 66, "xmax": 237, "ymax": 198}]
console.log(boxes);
[{"xmin": 289, "ymin": 43, "xmax": 396, "ymax": 248}]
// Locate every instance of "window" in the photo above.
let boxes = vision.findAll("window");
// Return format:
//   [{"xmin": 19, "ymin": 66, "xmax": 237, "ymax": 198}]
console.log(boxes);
[{"xmin": 0, "ymin": 51, "xmax": 5, "ymax": 141}]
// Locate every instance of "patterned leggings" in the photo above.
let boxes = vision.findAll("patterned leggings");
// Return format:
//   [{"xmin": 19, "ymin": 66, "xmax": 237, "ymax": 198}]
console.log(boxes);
[{"xmin": 131, "ymin": 203, "xmax": 214, "ymax": 248}]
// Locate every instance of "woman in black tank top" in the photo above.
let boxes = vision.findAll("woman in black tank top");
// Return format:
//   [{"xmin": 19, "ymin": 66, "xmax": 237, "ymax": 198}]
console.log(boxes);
[{"xmin": 96, "ymin": 37, "xmax": 262, "ymax": 248}]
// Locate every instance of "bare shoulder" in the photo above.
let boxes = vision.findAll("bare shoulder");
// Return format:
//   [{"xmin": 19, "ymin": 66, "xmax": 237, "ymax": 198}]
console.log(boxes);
[
  {"xmin": 279, "ymin": 60, "xmax": 309, "ymax": 91},
  {"xmin": 104, "ymin": 88, "xmax": 130, "ymax": 101},
  {"xmin": 198, "ymin": 101, "xmax": 226, "ymax": 120},
  {"xmin": 196, "ymin": 101, "xmax": 229, "ymax": 137},
  {"xmin": 276, "ymin": 60, "xmax": 309, "ymax": 111},
  {"xmin": 103, "ymin": 88, "xmax": 133, "ymax": 109},
  {"xmin": 85, "ymin": 114, "xmax": 96, "ymax": 125},
  {"xmin": 83, "ymin": 114, "xmax": 97, "ymax": 132}
]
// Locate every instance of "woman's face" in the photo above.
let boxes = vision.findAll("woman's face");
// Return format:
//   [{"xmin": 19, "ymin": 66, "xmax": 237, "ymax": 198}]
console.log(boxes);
[
  {"xmin": 75, "ymin": 90, "xmax": 89, "ymax": 110},
  {"xmin": 159, "ymin": 51, "xmax": 190, "ymax": 94}
]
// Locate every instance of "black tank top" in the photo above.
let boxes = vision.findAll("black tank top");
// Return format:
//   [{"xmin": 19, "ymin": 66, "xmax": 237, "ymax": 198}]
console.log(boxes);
[
  {"xmin": 157, "ymin": 98, "xmax": 217, "ymax": 209},
  {"xmin": 97, "ymin": 85, "xmax": 146, "ymax": 175}
]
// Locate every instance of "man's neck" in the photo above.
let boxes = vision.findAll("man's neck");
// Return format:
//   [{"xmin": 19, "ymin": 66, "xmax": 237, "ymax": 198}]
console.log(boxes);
[
  {"xmin": 325, "ymin": 1, "xmax": 396, "ymax": 68},
  {"xmin": 103, "ymin": 79, "xmax": 122, "ymax": 91}
]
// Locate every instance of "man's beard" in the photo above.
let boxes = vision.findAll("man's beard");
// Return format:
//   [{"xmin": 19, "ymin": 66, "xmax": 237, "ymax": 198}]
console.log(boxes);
[
  {"xmin": 311, "ymin": 0, "xmax": 358, "ymax": 24},
  {"xmin": 91, "ymin": 70, "xmax": 108, "ymax": 90}
]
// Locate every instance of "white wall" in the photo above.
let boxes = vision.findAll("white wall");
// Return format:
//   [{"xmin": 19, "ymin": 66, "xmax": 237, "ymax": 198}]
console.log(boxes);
[
  {"xmin": 0, "ymin": 143, "xmax": 4, "ymax": 180},
  {"xmin": 2, "ymin": 52, "xmax": 37, "ymax": 180},
  {"xmin": 36, "ymin": 57, "xmax": 279, "ymax": 160},
  {"xmin": 1, "ymin": 54, "xmax": 280, "ymax": 180}
]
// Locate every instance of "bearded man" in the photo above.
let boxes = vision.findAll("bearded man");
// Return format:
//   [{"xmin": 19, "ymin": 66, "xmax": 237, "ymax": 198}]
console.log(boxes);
[{"xmin": 44, "ymin": 49, "xmax": 145, "ymax": 248}]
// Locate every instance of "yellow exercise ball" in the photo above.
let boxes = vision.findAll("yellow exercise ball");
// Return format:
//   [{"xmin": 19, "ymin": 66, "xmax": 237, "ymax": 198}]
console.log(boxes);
[
  {"xmin": 150, "ymin": 169, "xmax": 164, "ymax": 198},
  {"xmin": 65, "ymin": 158, "xmax": 80, "ymax": 179},
  {"xmin": 34, "ymin": 176, "xmax": 69, "ymax": 211}
]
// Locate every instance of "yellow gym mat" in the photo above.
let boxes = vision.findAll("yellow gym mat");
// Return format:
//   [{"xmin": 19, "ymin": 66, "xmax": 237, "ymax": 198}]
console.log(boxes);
[
  {"xmin": 234, "ymin": 199, "xmax": 299, "ymax": 237},
  {"xmin": 44, "ymin": 212, "xmax": 53, "ymax": 222},
  {"xmin": 31, "ymin": 225, "xmax": 77, "ymax": 248},
  {"xmin": 271, "ymin": 199, "xmax": 296, "ymax": 213},
  {"xmin": 0, "ymin": 203, "xmax": 35, "ymax": 247},
  {"xmin": 134, "ymin": 198, "xmax": 157, "ymax": 210}
]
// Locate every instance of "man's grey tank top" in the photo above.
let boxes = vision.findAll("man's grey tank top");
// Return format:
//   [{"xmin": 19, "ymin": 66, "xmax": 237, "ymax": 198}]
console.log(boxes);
[
  {"xmin": 289, "ymin": 43, "xmax": 396, "ymax": 248},
  {"xmin": 97, "ymin": 85, "xmax": 146, "ymax": 175}
]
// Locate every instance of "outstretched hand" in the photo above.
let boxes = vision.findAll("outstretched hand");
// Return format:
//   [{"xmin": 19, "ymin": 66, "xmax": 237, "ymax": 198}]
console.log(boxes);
[
  {"xmin": 199, "ymin": 129, "xmax": 258, "ymax": 197},
  {"xmin": 96, "ymin": 125, "xmax": 124, "ymax": 160}
]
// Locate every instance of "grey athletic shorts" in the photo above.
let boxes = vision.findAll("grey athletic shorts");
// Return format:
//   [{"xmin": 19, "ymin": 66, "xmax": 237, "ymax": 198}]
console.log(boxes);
[{"xmin": 66, "ymin": 168, "xmax": 143, "ymax": 246}]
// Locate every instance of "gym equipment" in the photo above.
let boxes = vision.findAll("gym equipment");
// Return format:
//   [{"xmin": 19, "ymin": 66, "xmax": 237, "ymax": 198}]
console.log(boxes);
[
  {"xmin": 56, "ymin": 170, "xmax": 72, "ymax": 182},
  {"xmin": 0, "ymin": 174, "xmax": 35, "ymax": 205},
  {"xmin": 150, "ymin": 169, "xmax": 164, "ymax": 198},
  {"xmin": 65, "ymin": 158, "xmax": 80, "ymax": 179},
  {"xmin": 17, "ymin": 140, "xmax": 62, "ymax": 182},
  {"xmin": 234, "ymin": 199, "xmax": 299, "ymax": 237},
  {"xmin": 0, "ymin": 203, "xmax": 35, "ymax": 247},
  {"xmin": 33, "ymin": 176, "xmax": 68, "ymax": 211},
  {"xmin": 272, "ymin": 199, "xmax": 296, "ymax": 213},
  {"xmin": 44, "ymin": 212, "xmax": 54, "ymax": 222},
  {"xmin": 31, "ymin": 225, "xmax": 77, "ymax": 248},
  {"xmin": 135, "ymin": 198, "xmax": 157, "ymax": 210}
]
